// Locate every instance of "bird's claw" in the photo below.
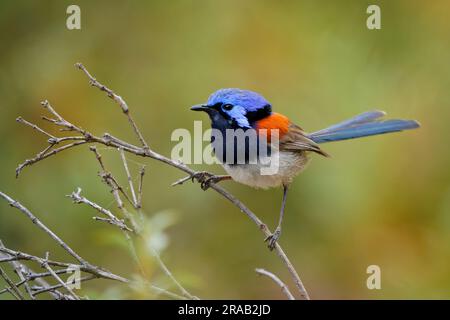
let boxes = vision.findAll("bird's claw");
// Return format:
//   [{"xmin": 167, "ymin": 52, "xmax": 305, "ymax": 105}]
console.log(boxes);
[
  {"xmin": 189, "ymin": 171, "xmax": 213, "ymax": 182},
  {"xmin": 264, "ymin": 228, "xmax": 281, "ymax": 251},
  {"xmin": 200, "ymin": 175, "xmax": 223, "ymax": 191},
  {"xmin": 189, "ymin": 171, "xmax": 220, "ymax": 190}
]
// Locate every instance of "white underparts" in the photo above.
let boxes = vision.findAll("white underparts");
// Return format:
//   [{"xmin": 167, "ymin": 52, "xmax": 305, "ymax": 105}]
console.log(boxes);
[{"xmin": 223, "ymin": 150, "xmax": 310, "ymax": 189}]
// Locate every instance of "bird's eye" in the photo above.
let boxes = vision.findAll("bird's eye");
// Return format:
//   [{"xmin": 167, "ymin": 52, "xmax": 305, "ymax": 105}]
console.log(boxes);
[{"xmin": 222, "ymin": 104, "xmax": 233, "ymax": 111}]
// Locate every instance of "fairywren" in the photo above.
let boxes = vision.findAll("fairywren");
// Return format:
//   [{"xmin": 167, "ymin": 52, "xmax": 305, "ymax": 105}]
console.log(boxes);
[{"xmin": 191, "ymin": 88, "xmax": 420, "ymax": 250}]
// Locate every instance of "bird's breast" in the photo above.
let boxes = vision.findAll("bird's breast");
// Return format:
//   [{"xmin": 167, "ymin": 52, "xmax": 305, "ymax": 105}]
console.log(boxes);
[{"xmin": 222, "ymin": 150, "xmax": 310, "ymax": 189}]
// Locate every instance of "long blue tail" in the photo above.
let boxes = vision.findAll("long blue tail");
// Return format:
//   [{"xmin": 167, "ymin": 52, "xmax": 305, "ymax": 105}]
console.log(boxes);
[{"xmin": 308, "ymin": 111, "xmax": 420, "ymax": 144}]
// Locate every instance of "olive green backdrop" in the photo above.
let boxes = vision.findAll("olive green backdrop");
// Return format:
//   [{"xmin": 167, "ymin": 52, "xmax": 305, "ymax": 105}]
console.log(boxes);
[{"xmin": 0, "ymin": 0, "xmax": 448, "ymax": 299}]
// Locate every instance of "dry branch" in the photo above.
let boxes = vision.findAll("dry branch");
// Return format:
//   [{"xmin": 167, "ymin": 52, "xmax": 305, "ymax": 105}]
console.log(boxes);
[
  {"xmin": 87, "ymin": 146, "xmax": 197, "ymax": 299},
  {"xmin": 8, "ymin": 62, "xmax": 310, "ymax": 300},
  {"xmin": 255, "ymin": 268, "xmax": 295, "ymax": 300},
  {"xmin": 41, "ymin": 252, "xmax": 80, "ymax": 300},
  {"xmin": 0, "ymin": 266, "xmax": 25, "ymax": 300},
  {"xmin": 68, "ymin": 187, "xmax": 133, "ymax": 232},
  {"xmin": 119, "ymin": 148, "xmax": 138, "ymax": 208}
]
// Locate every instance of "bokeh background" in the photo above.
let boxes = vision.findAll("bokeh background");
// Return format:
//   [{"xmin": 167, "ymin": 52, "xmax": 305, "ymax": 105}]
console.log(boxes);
[{"xmin": 0, "ymin": 0, "xmax": 448, "ymax": 299}]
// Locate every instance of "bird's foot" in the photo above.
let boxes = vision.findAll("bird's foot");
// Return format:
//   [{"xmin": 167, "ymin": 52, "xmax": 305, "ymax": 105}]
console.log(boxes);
[
  {"xmin": 172, "ymin": 171, "xmax": 212, "ymax": 187},
  {"xmin": 189, "ymin": 171, "xmax": 214, "ymax": 184},
  {"xmin": 188, "ymin": 171, "xmax": 225, "ymax": 190},
  {"xmin": 172, "ymin": 171, "xmax": 230, "ymax": 190},
  {"xmin": 200, "ymin": 174, "xmax": 229, "ymax": 191},
  {"xmin": 264, "ymin": 227, "xmax": 281, "ymax": 251}
]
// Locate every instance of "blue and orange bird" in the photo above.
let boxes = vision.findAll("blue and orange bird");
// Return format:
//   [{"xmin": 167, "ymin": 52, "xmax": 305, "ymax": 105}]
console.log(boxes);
[{"xmin": 191, "ymin": 88, "xmax": 420, "ymax": 250}]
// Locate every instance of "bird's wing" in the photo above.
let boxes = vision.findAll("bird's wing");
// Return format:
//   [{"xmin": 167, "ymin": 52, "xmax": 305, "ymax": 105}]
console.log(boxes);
[
  {"xmin": 255, "ymin": 113, "xmax": 329, "ymax": 157},
  {"xmin": 280, "ymin": 123, "xmax": 330, "ymax": 157}
]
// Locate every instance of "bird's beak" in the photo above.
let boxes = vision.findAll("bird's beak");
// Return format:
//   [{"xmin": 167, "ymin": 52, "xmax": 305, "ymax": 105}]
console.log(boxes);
[{"xmin": 190, "ymin": 104, "xmax": 209, "ymax": 112}]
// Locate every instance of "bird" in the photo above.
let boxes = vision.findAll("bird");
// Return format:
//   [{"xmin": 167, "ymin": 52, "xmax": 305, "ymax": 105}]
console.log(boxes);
[{"xmin": 190, "ymin": 88, "xmax": 420, "ymax": 250}]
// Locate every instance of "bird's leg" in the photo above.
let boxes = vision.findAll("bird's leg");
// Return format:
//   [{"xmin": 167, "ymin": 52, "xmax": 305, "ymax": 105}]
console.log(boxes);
[{"xmin": 265, "ymin": 184, "xmax": 288, "ymax": 250}]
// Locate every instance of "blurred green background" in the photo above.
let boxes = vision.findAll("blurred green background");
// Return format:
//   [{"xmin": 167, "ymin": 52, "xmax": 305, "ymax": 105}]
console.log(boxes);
[{"xmin": 0, "ymin": 0, "xmax": 448, "ymax": 299}]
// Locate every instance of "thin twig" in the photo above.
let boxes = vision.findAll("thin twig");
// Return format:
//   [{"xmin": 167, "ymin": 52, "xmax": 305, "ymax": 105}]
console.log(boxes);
[
  {"xmin": 75, "ymin": 62, "xmax": 149, "ymax": 150},
  {"xmin": 68, "ymin": 187, "xmax": 133, "ymax": 232},
  {"xmin": 41, "ymin": 252, "xmax": 80, "ymax": 300},
  {"xmin": 88, "ymin": 147, "xmax": 194, "ymax": 299},
  {"xmin": 0, "ymin": 247, "xmax": 71, "ymax": 268},
  {"xmin": 171, "ymin": 174, "xmax": 193, "ymax": 186},
  {"xmin": 0, "ymin": 240, "xmax": 35, "ymax": 299},
  {"xmin": 4, "ymin": 286, "xmax": 21, "ymax": 300},
  {"xmin": 0, "ymin": 193, "xmax": 129, "ymax": 284},
  {"xmin": 119, "ymin": 148, "xmax": 138, "ymax": 207},
  {"xmin": 0, "ymin": 191, "xmax": 86, "ymax": 265},
  {"xmin": 90, "ymin": 146, "xmax": 134, "ymax": 204},
  {"xmin": 9, "ymin": 263, "xmax": 35, "ymax": 300},
  {"xmin": 16, "ymin": 141, "xmax": 87, "ymax": 178},
  {"xmin": 16, "ymin": 117, "xmax": 56, "ymax": 139},
  {"xmin": 0, "ymin": 246, "xmax": 126, "ymax": 283},
  {"xmin": 89, "ymin": 146, "xmax": 136, "ymax": 220},
  {"xmin": 41, "ymin": 100, "xmax": 85, "ymax": 134},
  {"xmin": 255, "ymin": 268, "xmax": 295, "ymax": 300},
  {"xmin": 88, "ymin": 147, "xmax": 147, "ymax": 278},
  {"xmin": 89, "ymin": 145, "xmax": 106, "ymax": 170},
  {"xmin": 32, "ymin": 275, "xmax": 95, "ymax": 296},
  {"xmin": 137, "ymin": 166, "xmax": 145, "ymax": 209},
  {"xmin": 0, "ymin": 267, "xmax": 73, "ymax": 295},
  {"xmin": 149, "ymin": 284, "xmax": 188, "ymax": 300},
  {"xmin": 210, "ymin": 184, "xmax": 310, "ymax": 300},
  {"xmin": 92, "ymin": 151, "xmax": 190, "ymax": 297},
  {"xmin": 11, "ymin": 261, "xmax": 68, "ymax": 299},
  {"xmin": 0, "ymin": 266, "xmax": 25, "ymax": 300},
  {"xmin": 88, "ymin": 147, "xmax": 193, "ymax": 299},
  {"xmin": 149, "ymin": 247, "xmax": 198, "ymax": 300},
  {"xmin": 13, "ymin": 63, "xmax": 310, "ymax": 299}
]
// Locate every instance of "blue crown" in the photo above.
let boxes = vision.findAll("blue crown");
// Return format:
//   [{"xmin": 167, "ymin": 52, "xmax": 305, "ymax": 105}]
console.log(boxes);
[{"xmin": 207, "ymin": 88, "xmax": 271, "ymax": 112}]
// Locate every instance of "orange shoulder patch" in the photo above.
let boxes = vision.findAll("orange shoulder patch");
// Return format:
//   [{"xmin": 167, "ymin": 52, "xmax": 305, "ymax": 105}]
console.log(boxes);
[{"xmin": 256, "ymin": 113, "xmax": 290, "ymax": 142}]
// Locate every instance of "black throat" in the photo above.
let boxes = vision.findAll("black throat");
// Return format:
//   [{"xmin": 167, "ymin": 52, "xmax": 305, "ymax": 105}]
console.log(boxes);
[
  {"xmin": 246, "ymin": 104, "xmax": 272, "ymax": 127},
  {"xmin": 207, "ymin": 104, "xmax": 273, "ymax": 165}
]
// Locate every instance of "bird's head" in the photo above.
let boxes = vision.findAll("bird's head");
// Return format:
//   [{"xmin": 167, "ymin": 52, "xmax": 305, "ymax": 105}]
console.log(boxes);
[{"xmin": 191, "ymin": 88, "xmax": 272, "ymax": 129}]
